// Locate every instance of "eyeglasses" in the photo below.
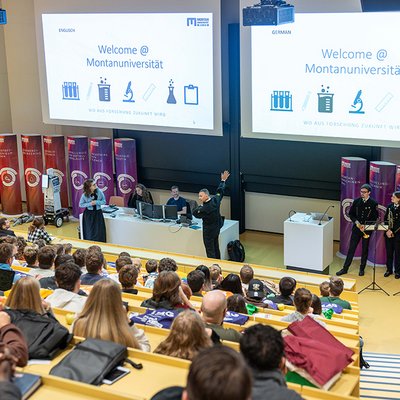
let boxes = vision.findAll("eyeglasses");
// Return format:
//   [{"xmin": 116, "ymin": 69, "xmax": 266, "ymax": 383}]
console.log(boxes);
[{"xmin": 360, "ymin": 190, "xmax": 369, "ymax": 194}]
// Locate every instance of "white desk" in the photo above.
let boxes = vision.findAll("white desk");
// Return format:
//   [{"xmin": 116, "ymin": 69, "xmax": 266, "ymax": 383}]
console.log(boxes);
[
  {"xmin": 80, "ymin": 208, "xmax": 239, "ymax": 260},
  {"xmin": 284, "ymin": 212, "xmax": 334, "ymax": 272}
]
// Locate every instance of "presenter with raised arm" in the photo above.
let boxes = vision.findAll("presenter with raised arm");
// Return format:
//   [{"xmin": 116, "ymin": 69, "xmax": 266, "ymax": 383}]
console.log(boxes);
[
  {"xmin": 79, "ymin": 179, "xmax": 106, "ymax": 242},
  {"xmin": 193, "ymin": 171, "xmax": 230, "ymax": 259},
  {"xmin": 337, "ymin": 184, "xmax": 378, "ymax": 277}
]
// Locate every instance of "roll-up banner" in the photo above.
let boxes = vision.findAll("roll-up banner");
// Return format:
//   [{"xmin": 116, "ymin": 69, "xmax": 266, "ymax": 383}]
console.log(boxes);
[
  {"xmin": 68, "ymin": 136, "xmax": 90, "ymax": 218},
  {"xmin": 338, "ymin": 157, "xmax": 367, "ymax": 259},
  {"xmin": 0, "ymin": 134, "xmax": 22, "ymax": 215},
  {"xmin": 396, "ymin": 165, "xmax": 400, "ymax": 191},
  {"xmin": 21, "ymin": 135, "xmax": 44, "ymax": 215},
  {"xmin": 114, "ymin": 138, "xmax": 137, "ymax": 206},
  {"xmin": 368, "ymin": 161, "xmax": 396, "ymax": 266},
  {"xmin": 90, "ymin": 137, "xmax": 114, "ymax": 203},
  {"xmin": 43, "ymin": 135, "xmax": 69, "ymax": 208}
]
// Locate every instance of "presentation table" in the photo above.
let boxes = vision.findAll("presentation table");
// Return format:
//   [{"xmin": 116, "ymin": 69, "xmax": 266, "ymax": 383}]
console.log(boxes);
[
  {"xmin": 284, "ymin": 212, "xmax": 334, "ymax": 273},
  {"xmin": 80, "ymin": 207, "xmax": 239, "ymax": 260}
]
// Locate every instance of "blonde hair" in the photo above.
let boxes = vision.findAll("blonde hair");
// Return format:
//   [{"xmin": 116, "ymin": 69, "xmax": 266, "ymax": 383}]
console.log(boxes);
[
  {"xmin": 5, "ymin": 276, "xmax": 45, "ymax": 314},
  {"xmin": 73, "ymin": 279, "xmax": 139, "ymax": 349},
  {"xmin": 154, "ymin": 310, "xmax": 212, "ymax": 360}
]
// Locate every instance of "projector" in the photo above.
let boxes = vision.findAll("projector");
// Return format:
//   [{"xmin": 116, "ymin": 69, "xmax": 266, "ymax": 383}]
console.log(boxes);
[
  {"xmin": 0, "ymin": 9, "xmax": 6, "ymax": 25},
  {"xmin": 243, "ymin": 0, "xmax": 294, "ymax": 26}
]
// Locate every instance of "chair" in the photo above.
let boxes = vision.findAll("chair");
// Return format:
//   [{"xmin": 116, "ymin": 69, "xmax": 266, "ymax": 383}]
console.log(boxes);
[
  {"xmin": 109, "ymin": 196, "xmax": 125, "ymax": 207},
  {"xmin": 186, "ymin": 199, "xmax": 198, "ymax": 218}
]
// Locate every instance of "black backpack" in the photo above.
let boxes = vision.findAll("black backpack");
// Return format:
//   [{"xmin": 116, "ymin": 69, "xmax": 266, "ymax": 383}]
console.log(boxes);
[
  {"xmin": 5, "ymin": 309, "xmax": 72, "ymax": 359},
  {"xmin": 227, "ymin": 240, "xmax": 245, "ymax": 262}
]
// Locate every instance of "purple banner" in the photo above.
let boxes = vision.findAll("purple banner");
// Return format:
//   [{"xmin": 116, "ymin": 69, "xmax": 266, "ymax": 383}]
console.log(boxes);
[
  {"xmin": 368, "ymin": 161, "xmax": 396, "ymax": 266},
  {"xmin": 68, "ymin": 136, "xmax": 90, "ymax": 218},
  {"xmin": 396, "ymin": 165, "xmax": 400, "ymax": 191},
  {"xmin": 90, "ymin": 137, "xmax": 114, "ymax": 203},
  {"xmin": 339, "ymin": 157, "xmax": 367, "ymax": 258},
  {"xmin": 114, "ymin": 138, "xmax": 137, "ymax": 206}
]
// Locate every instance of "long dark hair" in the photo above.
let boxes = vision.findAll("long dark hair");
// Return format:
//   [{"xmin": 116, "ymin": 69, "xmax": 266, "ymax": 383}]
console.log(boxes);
[
  {"xmin": 219, "ymin": 274, "xmax": 244, "ymax": 296},
  {"xmin": 83, "ymin": 179, "xmax": 95, "ymax": 197},
  {"xmin": 136, "ymin": 183, "xmax": 152, "ymax": 203}
]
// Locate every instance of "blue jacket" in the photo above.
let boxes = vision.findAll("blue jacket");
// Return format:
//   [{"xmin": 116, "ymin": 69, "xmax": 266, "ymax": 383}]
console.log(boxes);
[{"xmin": 79, "ymin": 188, "xmax": 106, "ymax": 210}]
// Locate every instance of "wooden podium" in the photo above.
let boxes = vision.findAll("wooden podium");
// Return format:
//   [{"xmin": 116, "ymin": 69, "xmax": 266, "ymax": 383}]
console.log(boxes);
[{"xmin": 284, "ymin": 212, "xmax": 334, "ymax": 273}]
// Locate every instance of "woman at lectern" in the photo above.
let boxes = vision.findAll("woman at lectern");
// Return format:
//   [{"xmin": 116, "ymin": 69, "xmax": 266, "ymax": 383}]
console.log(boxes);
[
  {"xmin": 384, "ymin": 191, "xmax": 400, "ymax": 279},
  {"xmin": 79, "ymin": 179, "xmax": 106, "ymax": 243},
  {"xmin": 127, "ymin": 183, "xmax": 154, "ymax": 209}
]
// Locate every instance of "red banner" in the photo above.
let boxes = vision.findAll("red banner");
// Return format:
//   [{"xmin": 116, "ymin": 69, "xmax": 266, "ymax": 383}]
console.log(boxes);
[
  {"xmin": 43, "ymin": 135, "xmax": 69, "ymax": 208},
  {"xmin": 22, "ymin": 135, "xmax": 44, "ymax": 215},
  {"xmin": 0, "ymin": 134, "xmax": 22, "ymax": 214}
]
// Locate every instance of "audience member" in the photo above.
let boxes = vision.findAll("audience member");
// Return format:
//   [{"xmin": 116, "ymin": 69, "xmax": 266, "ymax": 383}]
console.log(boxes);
[
  {"xmin": 240, "ymin": 324, "xmax": 303, "ymax": 400},
  {"xmin": 187, "ymin": 270, "xmax": 205, "ymax": 297},
  {"xmin": 240, "ymin": 265, "xmax": 254, "ymax": 294},
  {"xmin": 30, "ymin": 245, "xmax": 56, "ymax": 278},
  {"xmin": 33, "ymin": 239, "xmax": 46, "ymax": 249},
  {"xmin": 195, "ymin": 265, "xmax": 212, "ymax": 291},
  {"xmin": 0, "ymin": 218, "xmax": 16, "ymax": 237},
  {"xmin": 181, "ymin": 283, "xmax": 193, "ymax": 301},
  {"xmin": 270, "ymin": 277, "xmax": 296, "ymax": 306},
  {"xmin": 311, "ymin": 294, "xmax": 322, "ymax": 316},
  {"xmin": 39, "ymin": 254, "xmax": 74, "ymax": 290},
  {"xmin": 219, "ymin": 273, "xmax": 244, "ymax": 296},
  {"xmin": 320, "ymin": 276, "xmax": 352, "ymax": 310},
  {"xmin": 154, "ymin": 310, "xmax": 212, "ymax": 360},
  {"xmin": 80, "ymin": 251, "xmax": 105, "ymax": 285},
  {"xmin": 14, "ymin": 237, "xmax": 27, "ymax": 264},
  {"xmin": 210, "ymin": 263, "xmax": 223, "ymax": 289},
  {"xmin": 144, "ymin": 259, "xmax": 158, "ymax": 289},
  {"xmin": 63, "ymin": 243, "xmax": 73, "ymax": 255},
  {"xmin": 319, "ymin": 281, "xmax": 330, "ymax": 297},
  {"xmin": 119, "ymin": 251, "xmax": 131, "ymax": 258},
  {"xmin": 227, "ymin": 294, "xmax": 248, "ymax": 314},
  {"xmin": 0, "ymin": 243, "xmax": 21, "ymax": 283},
  {"xmin": 201, "ymin": 290, "xmax": 241, "ymax": 342},
  {"xmin": 244, "ymin": 279, "xmax": 271, "ymax": 309},
  {"xmin": 23, "ymin": 246, "xmax": 38, "ymax": 269},
  {"xmin": 73, "ymin": 279, "xmax": 150, "ymax": 351},
  {"xmin": 45, "ymin": 264, "xmax": 86, "ymax": 313},
  {"xmin": 281, "ymin": 288, "xmax": 325, "ymax": 326},
  {"xmin": 109, "ymin": 256, "xmax": 132, "ymax": 283},
  {"xmin": 53, "ymin": 243, "xmax": 65, "ymax": 257},
  {"xmin": 72, "ymin": 248, "xmax": 87, "ymax": 273},
  {"xmin": 158, "ymin": 257, "xmax": 178, "ymax": 273},
  {"xmin": 27, "ymin": 217, "xmax": 52, "ymax": 244},
  {"xmin": 119, "ymin": 265, "xmax": 139, "ymax": 294}
]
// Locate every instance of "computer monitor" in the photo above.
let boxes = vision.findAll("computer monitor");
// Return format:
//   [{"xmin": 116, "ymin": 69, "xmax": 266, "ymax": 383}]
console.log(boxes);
[
  {"xmin": 164, "ymin": 205, "xmax": 178, "ymax": 220},
  {"xmin": 153, "ymin": 205, "xmax": 164, "ymax": 220},
  {"xmin": 138, "ymin": 201, "xmax": 153, "ymax": 219}
]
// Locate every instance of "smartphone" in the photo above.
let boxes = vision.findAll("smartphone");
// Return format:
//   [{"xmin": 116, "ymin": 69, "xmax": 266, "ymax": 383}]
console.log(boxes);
[{"xmin": 102, "ymin": 366, "xmax": 130, "ymax": 385}]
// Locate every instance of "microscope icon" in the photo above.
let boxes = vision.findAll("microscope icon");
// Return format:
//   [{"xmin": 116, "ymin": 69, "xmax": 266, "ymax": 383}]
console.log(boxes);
[
  {"xmin": 123, "ymin": 81, "xmax": 135, "ymax": 103},
  {"xmin": 349, "ymin": 90, "xmax": 365, "ymax": 114}
]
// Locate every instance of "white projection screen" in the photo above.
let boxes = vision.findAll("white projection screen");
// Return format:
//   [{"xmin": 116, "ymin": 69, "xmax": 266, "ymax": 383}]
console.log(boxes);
[
  {"xmin": 240, "ymin": 0, "xmax": 400, "ymax": 147},
  {"xmin": 34, "ymin": 0, "xmax": 222, "ymax": 136}
]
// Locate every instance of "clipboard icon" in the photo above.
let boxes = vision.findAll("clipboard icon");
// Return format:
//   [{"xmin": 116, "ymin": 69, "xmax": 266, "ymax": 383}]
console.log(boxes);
[{"xmin": 184, "ymin": 84, "xmax": 199, "ymax": 105}]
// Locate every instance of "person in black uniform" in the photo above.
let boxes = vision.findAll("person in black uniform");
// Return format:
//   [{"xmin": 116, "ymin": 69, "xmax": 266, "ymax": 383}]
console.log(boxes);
[
  {"xmin": 127, "ymin": 183, "xmax": 154, "ymax": 209},
  {"xmin": 337, "ymin": 184, "xmax": 379, "ymax": 276},
  {"xmin": 384, "ymin": 191, "xmax": 400, "ymax": 278},
  {"xmin": 193, "ymin": 171, "xmax": 230, "ymax": 259}
]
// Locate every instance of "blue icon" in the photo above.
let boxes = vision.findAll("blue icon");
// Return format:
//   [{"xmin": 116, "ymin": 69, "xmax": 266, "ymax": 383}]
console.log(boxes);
[
  {"xmin": 270, "ymin": 91, "xmax": 292, "ymax": 112},
  {"xmin": 349, "ymin": 90, "xmax": 365, "ymax": 114},
  {"xmin": 123, "ymin": 81, "xmax": 135, "ymax": 103},
  {"xmin": 98, "ymin": 77, "xmax": 111, "ymax": 102},
  {"xmin": 317, "ymin": 85, "xmax": 334, "ymax": 113},
  {"xmin": 184, "ymin": 85, "xmax": 199, "ymax": 105},
  {"xmin": 187, "ymin": 18, "xmax": 197, "ymax": 26},
  {"xmin": 167, "ymin": 79, "xmax": 177, "ymax": 104},
  {"xmin": 62, "ymin": 82, "xmax": 80, "ymax": 100}
]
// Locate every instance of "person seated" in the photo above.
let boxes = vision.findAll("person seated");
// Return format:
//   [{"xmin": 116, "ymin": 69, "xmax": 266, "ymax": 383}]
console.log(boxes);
[
  {"xmin": 154, "ymin": 310, "xmax": 212, "ymax": 361},
  {"xmin": 80, "ymin": 251, "xmax": 105, "ymax": 285},
  {"xmin": 244, "ymin": 279, "xmax": 272, "ymax": 309},
  {"xmin": 218, "ymin": 273, "xmax": 244, "ymax": 296},
  {"xmin": 14, "ymin": 237, "xmax": 27, "ymax": 266},
  {"xmin": 270, "ymin": 277, "xmax": 296, "ymax": 306},
  {"xmin": 29, "ymin": 245, "xmax": 56, "ymax": 278},
  {"xmin": 166, "ymin": 186, "xmax": 187, "ymax": 215},
  {"xmin": 320, "ymin": 276, "xmax": 352, "ymax": 310},
  {"xmin": 73, "ymin": 279, "xmax": 150, "ymax": 352},
  {"xmin": 158, "ymin": 257, "xmax": 178, "ymax": 272},
  {"xmin": 144, "ymin": 259, "xmax": 158, "ymax": 289},
  {"xmin": 201, "ymin": 290, "xmax": 242, "ymax": 343},
  {"xmin": 39, "ymin": 254, "xmax": 75, "ymax": 290},
  {"xmin": 187, "ymin": 270, "xmax": 205, "ymax": 297},
  {"xmin": 27, "ymin": 217, "xmax": 52, "ymax": 244},
  {"xmin": 210, "ymin": 263, "xmax": 223, "ymax": 289},
  {"xmin": 227, "ymin": 294, "xmax": 248, "ymax": 314},
  {"xmin": 53, "ymin": 244, "xmax": 65, "ymax": 257},
  {"xmin": 319, "ymin": 281, "xmax": 330, "ymax": 297},
  {"xmin": 281, "ymin": 288, "xmax": 325, "ymax": 326},
  {"xmin": 195, "ymin": 265, "xmax": 212, "ymax": 292},
  {"xmin": 0, "ymin": 243, "xmax": 21, "ymax": 283},
  {"xmin": 23, "ymin": 246, "xmax": 38, "ymax": 269},
  {"xmin": 240, "ymin": 265, "xmax": 254, "ymax": 295},
  {"xmin": 119, "ymin": 265, "xmax": 139, "ymax": 295},
  {"xmin": 63, "ymin": 243, "xmax": 73, "ymax": 255},
  {"xmin": 0, "ymin": 218, "xmax": 16, "ymax": 238},
  {"xmin": 127, "ymin": 183, "xmax": 153, "ymax": 208},
  {"xmin": 5, "ymin": 276, "xmax": 51, "ymax": 314},
  {"xmin": 72, "ymin": 248, "xmax": 87, "ymax": 273},
  {"xmin": 141, "ymin": 271, "xmax": 191, "ymax": 310},
  {"xmin": 311, "ymin": 294, "xmax": 323, "ymax": 316},
  {"xmin": 109, "ymin": 256, "xmax": 133, "ymax": 284},
  {"xmin": 45, "ymin": 263, "xmax": 86, "ymax": 313},
  {"xmin": 32, "ymin": 239, "xmax": 46, "ymax": 249},
  {"xmin": 240, "ymin": 324, "xmax": 303, "ymax": 400}
]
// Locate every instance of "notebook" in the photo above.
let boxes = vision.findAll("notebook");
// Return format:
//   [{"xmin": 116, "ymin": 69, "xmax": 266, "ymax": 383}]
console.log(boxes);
[{"xmin": 13, "ymin": 373, "xmax": 41, "ymax": 400}]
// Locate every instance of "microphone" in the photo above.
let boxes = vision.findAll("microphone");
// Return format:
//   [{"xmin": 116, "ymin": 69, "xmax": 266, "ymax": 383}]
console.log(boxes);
[
  {"xmin": 288, "ymin": 210, "xmax": 296, "ymax": 222},
  {"xmin": 319, "ymin": 205, "xmax": 334, "ymax": 225}
]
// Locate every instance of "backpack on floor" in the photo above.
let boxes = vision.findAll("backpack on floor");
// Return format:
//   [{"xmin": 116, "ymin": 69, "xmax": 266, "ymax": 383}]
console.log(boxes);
[{"xmin": 227, "ymin": 240, "xmax": 245, "ymax": 262}]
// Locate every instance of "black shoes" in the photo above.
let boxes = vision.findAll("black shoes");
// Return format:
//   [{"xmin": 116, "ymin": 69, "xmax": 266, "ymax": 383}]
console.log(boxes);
[
  {"xmin": 359, "ymin": 270, "xmax": 365, "ymax": 276},
  {"xmin": 336, "ymin": 268, "xmax": 348, "ymax": 276},
  {"xmin": 384, "ymin": 271, "xmax": 393, "ymax": 277},
  {"xmin": 396, "ymin": 274, "xmax": 400, "ymax": 279}
]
